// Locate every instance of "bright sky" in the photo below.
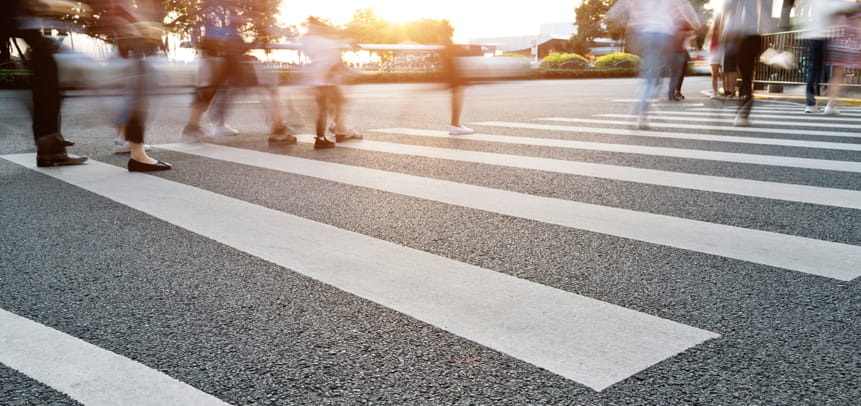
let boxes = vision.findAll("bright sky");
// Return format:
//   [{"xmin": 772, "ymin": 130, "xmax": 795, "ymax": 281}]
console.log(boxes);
[{"xmin": 278, "ymin": 1, "xmax": 582, "ymax": 43}]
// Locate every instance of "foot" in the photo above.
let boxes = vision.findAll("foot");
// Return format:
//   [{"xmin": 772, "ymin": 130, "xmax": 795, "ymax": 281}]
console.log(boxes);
[
  {"xmin": 314, "ymin": 137, "xmax": 335, "ymax": 149},
  {"xmin": 824, "ymin": 103, "xmax": 840, "ymax": 115},
  {"xmin": 636, "ymin": 115, "xmax": 649, "ymax": 130},
  {"xmin": 268, "ymin": 134, "xmax": 297, "ymax": 144},
  {"xmin": 211, "ymin": 124, "xmax": 239, "ymax": 137},
  {"xmin": 128, "ymin": 158, "xmax": 172, "ymax": 172},
  {"xmin": 448, "ymin": 125, "xmax": 475, "ymax": 135},
  {"xmin": 182, "ymin": 124, "xmax": 210, "ymax": 140},
  {"xmin": 734, "ymin": 115, "xmax": 751, "ymax": 127},
  {"xmin": 335, "ymin": 129, "xmax": 363, "ymax": 142},
  {"xmin": 36, "ymin": 153, "xmax": 88, "ymax": 167},
  {"xmin": 113, "ymin": 137, "xmax": 151, "ymax": 154},
  {"xmin": 271, "ymin": 121, "xmax": 296, "ymax": 136},
  {"xmin": 61, "ymin": 138, "xmax": 75, "ymax": 147},
  {"xmin": 804, "ymin": 105, "xmax": 820, "ymax": 114}
]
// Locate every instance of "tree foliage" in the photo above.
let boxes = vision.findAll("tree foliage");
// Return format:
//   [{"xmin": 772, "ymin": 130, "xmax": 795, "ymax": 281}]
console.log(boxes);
[
  {"xmin": 568, "ymin": 0, "xmax": 616, "ymax": 55},
  {"xmin": 341, "ymin": 7, "xmax": 454, "ymax": 44}
]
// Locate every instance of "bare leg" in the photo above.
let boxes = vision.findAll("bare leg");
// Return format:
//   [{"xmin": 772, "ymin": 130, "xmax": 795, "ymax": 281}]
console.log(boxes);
[
  {"xmin": 129, "ymin": 141, "xmax": 156, "ymax": 164},
  {"xmin": 451, "ymin": 86, "xmax": 464, "ymax": 126},
  {"xmin": 827, "ymin": 66, "xmax": 844, "ymax": 105},
  {"xmin": 710, "ymin": 64, "xmax": 721, "ymax": 94}
]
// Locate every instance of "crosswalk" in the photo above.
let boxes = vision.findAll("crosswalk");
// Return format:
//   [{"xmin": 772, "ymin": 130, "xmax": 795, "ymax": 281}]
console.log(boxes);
[{"xmin": 2, "ymin": 96, "xmax": 860, "ymax": 402}]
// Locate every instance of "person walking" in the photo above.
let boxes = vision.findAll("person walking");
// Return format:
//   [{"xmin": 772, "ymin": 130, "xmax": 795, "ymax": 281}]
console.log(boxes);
[
  {"xmin": 718, "ymin": 0, "xmax": 774, "ymax": 127},
  {"xmin": 705, "ymin": 14, "xmax": 726, "ymax": 99},
  {"xmin": 441, "ymin": 43, "xmax": 474, "ymax": 135},
  {"xmin": 667, "ymin": 21, "xmax": 696, "ymax": 101},
  {"xmin": 2, "ymin": 0, "xmax": 88, "ymax": 167},
  {"xmin": 301, "ymin": 17, "xmax": 362, "ymax": 149},
  {"xmin": 605, "ymin": 0, "xmax": 700, "ymax": 129},
  {"xmin": 88, "ymin": 0, "xmax": 171, "ymax": 171},
  {"xmin": 822, "ymin": 2, "xmax": 861, "ymax": 115},
  {"xmin": 795, "ymin": 0, "xmax": 860, "ymax": 113},
  {"xmin": 182, "ymin": 0, "xmax": 249, "ymax": 140}
]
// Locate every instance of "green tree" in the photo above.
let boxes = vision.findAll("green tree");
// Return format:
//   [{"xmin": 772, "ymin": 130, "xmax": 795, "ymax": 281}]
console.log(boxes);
[{"xmin": 570, "ymin": 0, "xmax": 614, "ymax": 56}]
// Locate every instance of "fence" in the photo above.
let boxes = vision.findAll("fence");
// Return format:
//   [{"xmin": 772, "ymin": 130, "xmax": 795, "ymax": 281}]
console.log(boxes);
[{"xmin": 755, "ymin": 28, "xmax": 860, "ymax": 89}]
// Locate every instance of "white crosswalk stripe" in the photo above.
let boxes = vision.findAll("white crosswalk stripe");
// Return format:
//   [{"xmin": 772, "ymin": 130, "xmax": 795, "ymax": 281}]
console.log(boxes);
[
  {"xmin": 643, "ymin": 109, "xmax": 861, "ymax": 122},
  {"xmin": 325, "ymin": 134, "xmax": 861, "ymax": 209},
  {"xmin": 379, "ymin": 125, "xmax": 861, "ymax": 152},
  {"xmin": 596, "ymin": 114, "xmax": 861, "ymax": 131},
  {"xmin": 538, "ymin": 117, "xmax": 861, "ymax": 139},
  {"xmin": 443, "ymin": 124, "xmax": 861, "ymax": 172}
]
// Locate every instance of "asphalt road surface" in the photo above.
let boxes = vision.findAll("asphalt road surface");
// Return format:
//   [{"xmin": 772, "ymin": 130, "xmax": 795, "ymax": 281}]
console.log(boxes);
[{"xmin": 1, "ymin": 77, "xmax": 859, "ymax": 405}]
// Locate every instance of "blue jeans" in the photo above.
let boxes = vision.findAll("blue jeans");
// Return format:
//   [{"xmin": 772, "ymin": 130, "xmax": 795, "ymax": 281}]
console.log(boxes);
[
  {"xmin": 631, "ymin": 32, "xmax": 672, "ymax": 115},
  {"xmin": 805, "ymin": 39, "xmax": 826, "ymax": 107}
]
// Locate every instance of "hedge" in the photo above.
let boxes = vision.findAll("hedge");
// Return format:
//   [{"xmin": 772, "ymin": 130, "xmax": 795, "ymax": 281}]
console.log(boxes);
[
  {"xmin": 594, "ymin": 52, "xmax": 641, "ymax": 69},
  {"xmin": 540, "ymin": 52, "xmax": 590, "ymax": 69}
]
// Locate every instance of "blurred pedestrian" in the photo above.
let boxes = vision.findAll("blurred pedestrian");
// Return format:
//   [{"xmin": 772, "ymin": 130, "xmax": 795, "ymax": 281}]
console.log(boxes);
[
  {"xmin": 717, "ymin": 0, "xmax": 774, "ymax": 127},
  {"xmin": 605, "ymin": 0, "xmax": 700, "ymax": 129},
  {"xmin": 88, "ymin": 0, "xmax": 171, "ymax": 171},
  {"xmin": 705, "ymin": 15, "xmax": 726, "ymax": 99},
  {"xmin": 301, "ymin": 17, "xmax": 362, "ymax": 150},
  {"xmin": 667, "ymin": 21, "xmax": 696, "ymax": 101},
  {"xmin": 441, "ymin": 43, "xmax": 474, "ymax": 135},
  {"xmin": 182, "ymin": 0, "xmax": 250, "ymax": 139},
  {"xmin": 823, "ymin": 3, "xmax": 861, "ymax": 115},
  {"xmin": 1, "ymin": 0, "xmax": 88, "ymax": 167}
]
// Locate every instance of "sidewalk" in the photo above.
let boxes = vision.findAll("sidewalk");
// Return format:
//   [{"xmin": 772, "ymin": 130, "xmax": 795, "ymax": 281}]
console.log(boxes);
[{"xmin": 755, "ymin": 83, "xmax": 861, "ymax": 106}]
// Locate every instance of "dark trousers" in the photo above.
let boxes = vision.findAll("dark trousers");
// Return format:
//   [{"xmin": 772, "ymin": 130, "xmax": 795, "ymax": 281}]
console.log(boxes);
[
  {"xmin": 667, "ymin": 51, "xmax": 690, "ymax": 97},
  {"xmin": 805, "ymin": 39, "xmax": 826, "ymax": 107},
  {"xmin": 18, "ymin": 30, "xmax": 64, "ymax": 154},
  {"xmin": 725, "ymin": 34, "xmax": 761, "ymax": 118}
]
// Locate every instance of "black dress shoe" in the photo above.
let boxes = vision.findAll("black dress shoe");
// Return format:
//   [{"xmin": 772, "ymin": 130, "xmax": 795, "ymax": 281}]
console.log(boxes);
[
  {"xmin": 128, "ymin": 158, "xmax": 172, "ymax": 172},
  {"xmin": 36, "ymin": 153, "xmax": 88, "ymax": 167}
]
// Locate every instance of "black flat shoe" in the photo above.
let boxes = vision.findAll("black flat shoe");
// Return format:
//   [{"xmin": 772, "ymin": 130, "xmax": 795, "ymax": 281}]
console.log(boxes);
[
  {"xmin": 36, "ymin": 153, "xmax": 88, "ymax": 167},
  {"xmin": 128, "ymin": 158, "xmax": 172, "ymax": 172}
]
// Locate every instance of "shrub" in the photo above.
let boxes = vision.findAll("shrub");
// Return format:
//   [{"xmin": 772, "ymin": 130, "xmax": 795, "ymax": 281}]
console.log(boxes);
[
  {"xmin": 540, "ymin": 52, "xmax": 589, "ymax": 69},
  {"xmin": 498, "ymin": 53, "xmax": 529, "ymax": 58},
  {"xmin": 594, "ymin": 52, "xmax": 641, "ymax": 69}
]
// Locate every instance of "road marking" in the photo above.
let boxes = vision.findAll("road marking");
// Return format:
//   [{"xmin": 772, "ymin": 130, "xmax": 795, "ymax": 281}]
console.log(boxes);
[
  {"xmin": 0, "ymin": 308, "xmax": 228, "ymax": 406},
  {"xmin": 0, "ymin": 154, "xmax": 718, "ymax": 392},
  {"xmin": 293, "ymin": 134, "xmax": 861, "ymax": 209},
  {"xmin": 538, "ymin": 117, "xmax": 861, "ymax": 139},
  {"xmin": 648, "ymin": 109, "xmax": 861, "ymax": 121},
  {"xmin": 596, "ymin": 114, "xmax": 861, "ymax": 131},
  {"xmin": 390, "ymin": 126, "xmax": 861, "ymax": 172},
  {"xmin": 690, "ymin": 107, "xmax": 861, "ymax": 117},
  {"xmin": 451, "ymin": 122, "xmax": 861, "ymax": 152},
  {"xmin": 121, "ymin": 145, "xmax": 861, "ymax": 280}
]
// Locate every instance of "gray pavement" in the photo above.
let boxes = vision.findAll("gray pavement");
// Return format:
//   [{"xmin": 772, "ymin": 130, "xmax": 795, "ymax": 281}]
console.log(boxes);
[{"xmin": 1, "ymin": 77, "xmax": 859, "ymax": 405}]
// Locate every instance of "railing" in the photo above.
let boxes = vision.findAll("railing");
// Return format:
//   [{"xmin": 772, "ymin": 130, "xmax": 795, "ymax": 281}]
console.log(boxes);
[{"xmin": 756, "ymin": 28, "xmax": 860, "ymax": 89}]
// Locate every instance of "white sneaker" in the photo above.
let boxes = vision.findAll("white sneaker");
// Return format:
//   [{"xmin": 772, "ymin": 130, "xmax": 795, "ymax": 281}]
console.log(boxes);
[
  {"xmin": 804, "ymin": 105, "xmax": 820, "ymax": 113},
  {"xmin": 211, "ymin": 125, "xmax": 239, "ymax": 137},
  {"xmin": 112, "ymin": 138, "xmax": 150, "ymax": 154},
  {"xmin": 449, "ymin": 125, "xmax": 475, "ymax": 135},
  {"xmin": 734, "ymin": 116, "xmax": 751, "ymax": 127},
  {"xmin": 824, "ymin": 104, "xmax": 840, "ymax": 115}
]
